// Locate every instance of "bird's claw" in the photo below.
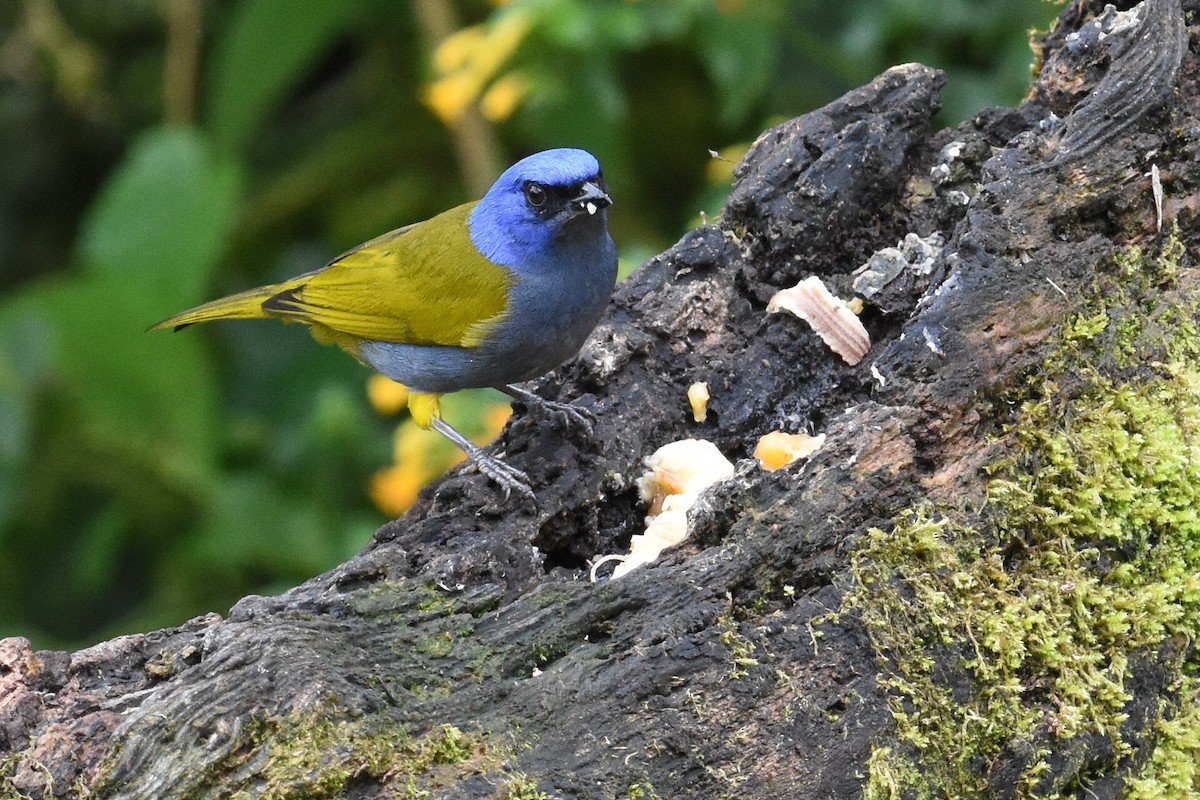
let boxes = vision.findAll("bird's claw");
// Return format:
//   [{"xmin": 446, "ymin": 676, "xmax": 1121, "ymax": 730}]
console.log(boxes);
[
  {"xmin": 473, "ymin": 452, "xmax": 537, "ymax": 504},
  {"xmin": 431, "ymin": 415, "xmax": 536, "ymax": 504},
  {"xmin": 501, "ymin": 384, "xmax": 595, "ymax": 438},
  {"xmin": 534, "ymin": 397, "xmax": 594, "ymax": 437}
]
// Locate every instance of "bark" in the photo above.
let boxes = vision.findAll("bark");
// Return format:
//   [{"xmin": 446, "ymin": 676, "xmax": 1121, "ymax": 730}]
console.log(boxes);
[{"xmin": 3, "ymin": 0, "xmax": 1198, "ymax": 797}]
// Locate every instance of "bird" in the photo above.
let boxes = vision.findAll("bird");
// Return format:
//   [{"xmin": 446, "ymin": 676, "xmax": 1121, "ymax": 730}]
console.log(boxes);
[{"xmin": 151, "ymin": 148, "xmax": 617, "ymax": 501}]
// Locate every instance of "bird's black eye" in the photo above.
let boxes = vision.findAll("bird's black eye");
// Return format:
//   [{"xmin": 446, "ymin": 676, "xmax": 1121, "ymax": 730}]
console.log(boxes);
[{"xmin": 524, "ymin": 182, "xmax": 548, "ymax": 209}]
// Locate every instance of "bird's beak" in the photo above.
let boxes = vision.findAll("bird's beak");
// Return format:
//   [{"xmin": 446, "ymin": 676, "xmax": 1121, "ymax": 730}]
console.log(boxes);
[{"xmin": 573, "ymin": 181, "xmax": 612, "ymax": 216}]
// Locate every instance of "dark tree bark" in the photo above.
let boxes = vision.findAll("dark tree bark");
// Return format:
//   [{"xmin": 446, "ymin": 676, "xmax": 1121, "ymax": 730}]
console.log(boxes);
[{"xmin": 4, "ymin": 0, "xmax": 1199, "ymax": 797}]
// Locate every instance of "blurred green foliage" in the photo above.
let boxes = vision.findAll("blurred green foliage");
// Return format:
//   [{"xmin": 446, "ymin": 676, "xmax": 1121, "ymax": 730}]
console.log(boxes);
[{"xmin": 0, "ymin": 0, "xmax": 1059, "ymax": 648}]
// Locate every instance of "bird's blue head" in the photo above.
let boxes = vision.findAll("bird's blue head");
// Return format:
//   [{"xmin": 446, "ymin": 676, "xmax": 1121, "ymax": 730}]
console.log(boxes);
[{"xmin": 469, "ymin": 148, "xmax": 612, "ymax": 270}]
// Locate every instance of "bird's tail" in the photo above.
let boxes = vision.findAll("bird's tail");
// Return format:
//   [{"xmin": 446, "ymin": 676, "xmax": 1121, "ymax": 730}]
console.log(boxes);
[{"xmin": 148, "ymin": 284, "xmax": 283, "ymax": 331}]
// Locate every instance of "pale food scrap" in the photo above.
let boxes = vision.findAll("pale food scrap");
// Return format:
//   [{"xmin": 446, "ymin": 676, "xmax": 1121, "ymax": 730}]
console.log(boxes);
[
  {"xmin": 687, "ymin": 382, "xmax": 710, "ymax": 423},
  {"xmin": 754, "ymin": 431, "xmax": 825, "ymax": 471},
  {"xmin": 767, "ymin": 276, "xmax": 870, "ymax": 365},
  {"xmin": 591, "ymin": 439, "xmax": 734, "ymax": 581}
]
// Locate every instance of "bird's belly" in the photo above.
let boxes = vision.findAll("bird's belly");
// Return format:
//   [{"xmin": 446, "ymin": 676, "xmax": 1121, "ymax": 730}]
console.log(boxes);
[{"xmin": 359, "ymin": 316, "xmax": 589, "ymax": 393}]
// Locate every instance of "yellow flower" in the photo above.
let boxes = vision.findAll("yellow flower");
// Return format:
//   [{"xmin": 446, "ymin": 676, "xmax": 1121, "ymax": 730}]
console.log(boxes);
[
  {"xmin": 370, "ymin": 463, "xmax": 423, "ymax": 517},
  {"xmin": 424, "ymin": 73, "xmax": 478, "ymax": 126},
  {"xmin": 480, "ymin": 70, "xmax": 529, "ymax": 122},
  {"xmin": 424, "ymin": 11, "xmax": 531, "ymax": 125},
  {"xmin": 366, "ymin": 374, "xmax": 409, "ymax": 416},
  {"xmin": 478, "ymin": 401, "xmax": 512, "ymax": 443},
  {"xmin": 371, "ymin": 418, "xmax": 450, "ymax": 515},
  {"xmin": 431, "ymin": 26, "xmax": 486, "ymax": 73}
]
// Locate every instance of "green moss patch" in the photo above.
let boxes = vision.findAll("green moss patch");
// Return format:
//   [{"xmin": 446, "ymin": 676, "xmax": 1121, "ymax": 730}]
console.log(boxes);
[
  {"xmin": 214, "ymin": 711, "xmax": 498, "ymax": 799},
  {"xmin": 849, "ymin": 230, "xmax": 1200, "ymax": 797}
]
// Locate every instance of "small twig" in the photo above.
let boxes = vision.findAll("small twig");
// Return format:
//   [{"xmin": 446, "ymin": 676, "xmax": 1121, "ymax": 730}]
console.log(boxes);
[{"xmin": 163, "ymin": 0, "xmax": 201, "ymax": 124}]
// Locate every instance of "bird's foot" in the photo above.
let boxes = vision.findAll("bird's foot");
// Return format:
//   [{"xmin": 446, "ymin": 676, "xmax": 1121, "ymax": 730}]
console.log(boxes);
[
  {"xmin": 431, "ymin": 416, "xmax": 536, "ymax": 504},
  {"xmin": 500, "ymin": 384, "xmax": 594, "ymax": 438},
  {"xmin": 470, "ymin": 450, "xmax": 537, "ymax": 504}
]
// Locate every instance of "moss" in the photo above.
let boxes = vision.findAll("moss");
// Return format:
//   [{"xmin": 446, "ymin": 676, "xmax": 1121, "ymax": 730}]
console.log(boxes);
[
  {"xmin": 239, "ymin": 713, "xmax": 409, "ymax": 799},
  {"xmin": 626, "ymin": 777, "xmax": 663, "ymax": 799},
  {"xmin": 422, "ymin": 723, "xmax": 475, "ymax": 765},
  {"xmin": 529, "ymin": 640, "xmax": 567, "ymax": 669},
  {"xmin": 499, "ymin": 772, "xmax": 553, "ymax": 800},
  {"xmin": 350, "ymin": 578, "xmax": 502, "ymax": 623},
  {"xmin": 416, "ymin": 631, "xmax": 455, "ymax": 659},
  {"xmin": 0, "ymin": 752, "xmax": 32, "ymax": 800},
  {"xmin": 529, "ymin": 586, "xmax": 575, "ymax": 610},
  {"xmin": 717, "ymin": 605, "xmax": 760, "ymax": 679},
  {"xmin": 199, "ymin": 708, "xmax": 499, "ymax": 800},
  {"xmin": 848, "ymin": 230, "xmax": 1200, "ymax": 798},
  {"xmin": 862, "ymin": 746, "xmax": 923, "ymax": 800},
  {"xmin": 1060, "ymin": 309, "xmax": 1109, "ymax": 343},
  {"xmin": 1126, "ymin": 674, "xmax": 1200, "ymax": 799}
]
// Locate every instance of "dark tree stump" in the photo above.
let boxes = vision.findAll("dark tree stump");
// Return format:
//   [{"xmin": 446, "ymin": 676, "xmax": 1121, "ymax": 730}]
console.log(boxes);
[{"xmin": 4, "ymin": 0, "xmax": 1198, "ymax": 797}]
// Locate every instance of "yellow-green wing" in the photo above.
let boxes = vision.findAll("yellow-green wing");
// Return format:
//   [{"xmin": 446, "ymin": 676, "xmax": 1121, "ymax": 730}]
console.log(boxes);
[{"xmin": 263, "ymin": 202, "xmax": 512, "ymax": 347}]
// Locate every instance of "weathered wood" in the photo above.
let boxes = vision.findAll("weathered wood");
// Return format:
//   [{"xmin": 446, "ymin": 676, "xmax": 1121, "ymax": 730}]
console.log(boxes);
[{"xmin": 4, "ymin": 0, "xmax": 1198, "ymax": 797}]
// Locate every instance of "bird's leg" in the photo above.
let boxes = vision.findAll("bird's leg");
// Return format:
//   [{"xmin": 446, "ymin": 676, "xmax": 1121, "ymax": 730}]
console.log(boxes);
[
  {"xmin": 500, "ymin": 384, "xmax": 594, "ymax": 437},
  {"xmin": 431, "ymin": 416, "xmax": 536, "ymax": 503},
  {"xmin": 410, "ymin": 391, "xmax": 535, "ymax": 501}
]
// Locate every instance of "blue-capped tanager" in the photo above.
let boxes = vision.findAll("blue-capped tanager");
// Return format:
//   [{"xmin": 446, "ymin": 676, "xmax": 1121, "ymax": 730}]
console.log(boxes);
[{"xmin": 152, "ymin": 148, "xmax": 617, "ymax": 500}]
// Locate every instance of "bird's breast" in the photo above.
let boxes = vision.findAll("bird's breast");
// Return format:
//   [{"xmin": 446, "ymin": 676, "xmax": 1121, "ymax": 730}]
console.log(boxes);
[{"xmin": 490, "ymin": 244, "xmax": 615, "ymax": 369}]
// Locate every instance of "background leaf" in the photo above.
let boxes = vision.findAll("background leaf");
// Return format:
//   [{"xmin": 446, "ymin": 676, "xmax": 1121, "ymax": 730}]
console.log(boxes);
[
  {"xmin": 206, "ymin": 0, "xmax": 355, "ymax": 154},
  {"xmin": 80, "ymin": 126, "xmax": 244, "ymax": 307}
]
